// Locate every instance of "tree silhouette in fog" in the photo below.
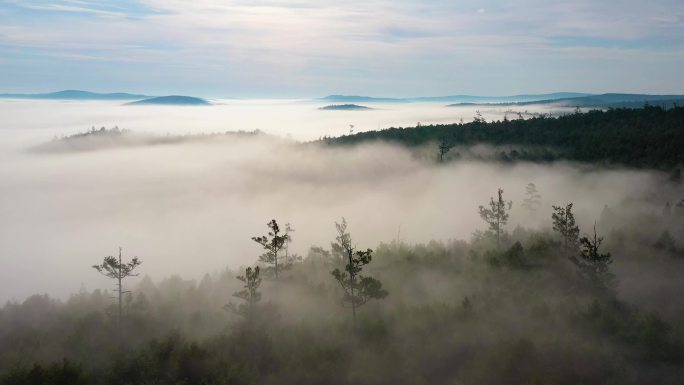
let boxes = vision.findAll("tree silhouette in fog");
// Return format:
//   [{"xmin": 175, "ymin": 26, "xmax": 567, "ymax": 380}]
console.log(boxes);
[
  {"xmin": 224, "ymin": 266, "xmax": 262, "ymax": 319},
  {"xmin": 521, "ymin": 183, "xmax": 542, "ymax": 213},
  {"xmin": 571, "ymin": 223, "xmax": 614, "ymax": 289},
  {"xmin": 479, "ymin": 188, "xmax": 512, "ymax": 248},
  {"xmin": 92, "ymin": 247, "xmax": 142, "ymax": 326},
  {"xmin": 330, "ymin": 218, "xmax": 388, "ymax": 329},
  {"xmin": 551, "ymin": 203, "xmax": 580, "ymax": 253},
  {"xmin": 252, "ymin": 219, "xmax": 290, "ymax": 279},
  {"xmin": 437, "ymin": 136, "xmax": 453, "ymax": 162}
]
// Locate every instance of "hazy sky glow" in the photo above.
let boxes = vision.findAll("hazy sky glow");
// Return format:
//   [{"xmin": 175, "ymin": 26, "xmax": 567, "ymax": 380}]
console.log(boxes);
[{"xmin": 1, "ymin": 0, "xmax": 683, "ymax": 96}]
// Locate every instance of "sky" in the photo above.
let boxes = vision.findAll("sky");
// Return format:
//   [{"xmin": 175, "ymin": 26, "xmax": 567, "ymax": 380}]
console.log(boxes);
[{"xmin": 0, "ymin": 0, "xmax": 683, "ymax": 97}]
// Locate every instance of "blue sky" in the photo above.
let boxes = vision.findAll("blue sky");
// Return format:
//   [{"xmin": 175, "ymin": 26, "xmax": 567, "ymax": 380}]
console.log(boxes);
[{"xmin": 0, "ymin": 0, "xmax": 683, "ymax": 97}]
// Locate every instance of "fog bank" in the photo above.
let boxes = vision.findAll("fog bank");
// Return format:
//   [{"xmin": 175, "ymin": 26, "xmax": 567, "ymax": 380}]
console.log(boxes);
[
  {"xmin": 0, "ymin": 99, "xmax": 574, "ymax": 145},
  {"xmin": 0, "ymin": 132, "xmax": 679, "ymax": 302}
]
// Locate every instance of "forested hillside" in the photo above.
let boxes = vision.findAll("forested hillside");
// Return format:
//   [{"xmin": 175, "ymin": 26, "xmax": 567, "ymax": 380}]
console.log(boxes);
[
  {"xmin": 2, "ymin": 191, "xmax": 684, "ymax": 385},
  {"xmin": 323, "ymin": 106, "xmax": 684, "ymax": 170}
]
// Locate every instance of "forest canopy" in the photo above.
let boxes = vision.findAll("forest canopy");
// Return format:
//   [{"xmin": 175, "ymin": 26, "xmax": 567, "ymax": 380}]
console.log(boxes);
[
  {"xmin": 323, "ymin": 105, "xmax": 684, "ymax": 170},
  {"xmin": 2, "ymin": 186, "xmax": 684, "ymax": 384}
]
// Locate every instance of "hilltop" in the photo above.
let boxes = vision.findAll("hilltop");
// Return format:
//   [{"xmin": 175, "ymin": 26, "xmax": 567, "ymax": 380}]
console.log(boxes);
[
  {"xmin": 318, "ymin": 104, "xmax": 372, "ymax": 110},
  {"xmin": 319, "ymin": 92, "xmax": 591, "ymax": 104},
  {"xmin": 31, "ymin": 127, "xmax": 262, "ymax": 153},
  {"xmin": 322, "ymin": 105, "xmax": 684, "ymax": 170},
  {"xmin": 125, "ymin": 95, "xmax": 211, "ymax": 106},
  {"xmin": 447, "ymin": 93, "xmax": 684, "ymax": 109},
  {"xmin": 0, "ymin": 90, "xmax": 149, "ymax": 100}
]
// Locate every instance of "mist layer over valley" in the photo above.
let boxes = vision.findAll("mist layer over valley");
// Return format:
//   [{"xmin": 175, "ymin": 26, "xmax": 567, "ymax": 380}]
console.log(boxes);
[
  {"xmin": 0, "ymin": 99, "xmax": 574, "ymax": 146},
  {"xmin": 1, "ymin": 112, "xmax": 680, "ymax": 302},
  {"xmin": 3, "ymin": 0, "xmax": 684, "ymax": 380},
  {"xmin": 1, "ymin": 100, "xmax": 684, "ymax": 384},
  {"xmin": 0, "ymin": 98, "xmax": 592, "ymax": 303}
]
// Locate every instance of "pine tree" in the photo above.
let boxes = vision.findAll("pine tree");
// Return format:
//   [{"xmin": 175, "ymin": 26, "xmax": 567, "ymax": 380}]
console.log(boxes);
[
  {"xmin": 92, "ymin": 247, "xmax": 142, "ymax": 327},
  {"xmin": 252, "ymin": 219, "xmax": 290, "ymax": 279},
  {"xmin": 551, "ymin": 203, "xmax": 580, "ymax": 253},
  {"xmin": 521, "ymin": 183, "xmax": 542, "ymax": 213},
  {"xmin": 330, "ymin": 218, "xmax": 388, "ymax": 329},
  {"xmin": 282, "ymin": 222, "xmax": 301, "ymax": 268},
  {"xmin": 571, "ymin": 223, "xmax": 614, "ymax": 289},
  {"xmin": 224, "ymin": 266, "xmax": 262, "ymax": 319},
  {"xmin": 438, "ymin": 136, "xmax": 453, "ymax": 162},
  {"xmin": 478, "ymin": 188, "xmax": 513, "ymax": 248}
]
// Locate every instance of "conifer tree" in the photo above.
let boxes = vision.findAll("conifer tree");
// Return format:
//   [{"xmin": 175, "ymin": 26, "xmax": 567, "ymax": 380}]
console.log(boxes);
[
  {"xmin": 92, "ymin": 247, "xmax": 142, "ymax": 326},
  {"xmin": 478, "ymin": 188, "xmax": 513, "ymax": 247},
  {"xmin": 570, "ymin": 223, "xmax": 614, "ymax": 289},
  {"xmin": 438, "ymin": 136, "xmax": 453, "ymax": 162},
  {"xmin": 330, "ymin": 218, "xmax": 388, "ymax": 329},
  {"xmin": 224, "ymin": 266, "xmax": 262, "ymax": 319},
  {"xmin": 282, "ymin": 222, "xmax": 301, "ymax": 268},
  {"xmin": 252, "ymin": 219, "xmax": 290, "ymax": 279},
  {"xmin": 551, "ymin": 203, "xmax": 580, "ymax": 253},
  {"xmin": 521, "ymin": 183, "xmax": 542, "ymax": 213}
]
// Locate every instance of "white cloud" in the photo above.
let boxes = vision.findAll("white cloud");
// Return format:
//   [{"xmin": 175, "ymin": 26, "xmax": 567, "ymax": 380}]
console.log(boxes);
[{"xmin": 1, "ymin": 0, "xmax": 683, "ymax": 94}]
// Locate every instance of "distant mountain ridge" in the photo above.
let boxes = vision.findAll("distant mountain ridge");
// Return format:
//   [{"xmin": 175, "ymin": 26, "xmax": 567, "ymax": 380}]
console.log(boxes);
[
  {"xmin": 31, "ymin": 127, "xmax": 262, "ymax": 153},
  {"xmin": 320, "ymin": 92, "xmax": 592, "ymax": 104},
  {"xmin": 0, "ymin": 90, "xmax": 212, "ymax": 105},
  {"xmin": 319, "ymin": 104, "xmax": 372, "ymax": 110},
  {"xmin": 447, "ymin": 93, "xmax": 684, "ymax": 108},
  {"xmin": 0, "ymin": 90, "xmax": 149, "ymax": 100},
  {"xmin": 125, "ymin": 95, "xmax": 211, "ymax": 106}
]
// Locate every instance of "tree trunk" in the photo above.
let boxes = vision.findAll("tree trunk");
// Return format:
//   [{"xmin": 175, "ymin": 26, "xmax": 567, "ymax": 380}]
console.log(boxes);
[
  {"xmin": 497, "ymin": 217, "xmax": 501, "ymax": 248},
  {"xmin": 117, "ymin": 247, "xmax": 122, "ymax": 327},
  {"xmin": 348, "ymin": 248, "xmax": 357, "ymax": 330},
  {"xmin": 274, "ymin": 245, "xmax": 279, "ymax": 280}
]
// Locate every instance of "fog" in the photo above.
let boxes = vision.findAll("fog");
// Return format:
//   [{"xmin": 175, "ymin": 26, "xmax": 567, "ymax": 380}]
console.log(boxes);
[
  {"xmin": 2, "ymin": 100, "xmax": 684, "ymax": 384},
  {"xmin": 0, "ymin": 101, "xmax": 680, "ymax": 303},
  {"xmin": 0, "ymin": 99, "xmax": 573, "ymax": 146}
]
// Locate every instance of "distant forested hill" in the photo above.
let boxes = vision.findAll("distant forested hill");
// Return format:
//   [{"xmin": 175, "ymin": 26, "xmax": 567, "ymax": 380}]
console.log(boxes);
[
  {"xmin": 0, "ymin": 90, "xmax": 149, "ymax": 100},
  {"xmin": 125, "ymin": 95, "xmax": 210, "ymax": 105},
  {"xmin": 446, "ymin": 93, "xmax": 684, "ymax": 108},
  {"xmin": 323, "ymin": 106, "xmax": 684, "ymax": 169},
  {"xmin": 319, "ymin": 104, "xmax": 372, "ymax": 110}
]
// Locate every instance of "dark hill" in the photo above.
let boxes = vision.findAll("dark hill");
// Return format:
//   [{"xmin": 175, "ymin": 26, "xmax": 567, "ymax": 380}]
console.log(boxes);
[
  {"xmin": 319, "ymin": 104, "xmax": 372, "ymax": 110},
  {"xmin": 447, "ymin": 93, "xmax": 684, "ymax": 108},
  {"xmin": 322, "ymin": 105, "xmax": 684, "ymax": 170},
  {"xmin": 0, "ymin": 90, "xmax": 149, "ymax": 100},
  {"xmin": 320, "ymin": 93, "xmax": 592, "ymax": 104},
  {"xmin": 125, "ymin": 96, "xmax": 211, "ymax": 106}
]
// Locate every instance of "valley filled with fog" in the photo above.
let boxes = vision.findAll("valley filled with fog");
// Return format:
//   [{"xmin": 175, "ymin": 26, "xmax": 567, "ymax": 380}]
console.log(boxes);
[
  {"xmin": 3, "ymin": 0, "xmax": 683, "ymax": 382},
  {"xmin": 0, "ymin": 99, "xmax": 573, "ymax": 147},
  {"xmin": 2, "ymin": 99, "xmax": 684, "ymax": 385},
  {"xmin": 0, "ymin": 99, "xmax": 678, "ymax": 303}
]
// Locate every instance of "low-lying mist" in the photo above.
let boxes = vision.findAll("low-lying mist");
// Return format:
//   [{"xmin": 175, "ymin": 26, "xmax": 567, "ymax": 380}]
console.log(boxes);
[
  {"xmin": 0, "ymin": 132, "xmax": 681, "ymax": 303},
  {"xmin": 0, "ymin": 99, "xmax": 576, "ymax": 145}
]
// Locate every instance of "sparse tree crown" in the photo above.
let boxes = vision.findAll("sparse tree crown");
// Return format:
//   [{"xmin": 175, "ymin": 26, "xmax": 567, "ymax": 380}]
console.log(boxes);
[
  {"xmin": 570, "ymin": 223, "xmax": 614, "ymax": 289},
  {"xmin": 92, "ymin": 247, "xmax": 142, "ymax": 327},
  {"xmin": 521, "ymin": 183, "xmax": 542, "ymax": 212},
  {"xmin": 330, "ymin": 218, "xmax": 387, "ymax": 329},
  {"xmin": 224, "ymin": 266, "xmax": 262, "ymax": 319},
  {"xmin": 478, "ymin": 188, "xmax": 513, "ymax": 247},
  {"xmin": 551, "ymin": 203, "xmax": 580, "ymax": 253},
  {"xmin": 438, "ymin": 136, "xmax": 453, "ymax": 162},
  {"xmin": 252, "ymin": 219, "xmax": 290, "ymax": 279}
]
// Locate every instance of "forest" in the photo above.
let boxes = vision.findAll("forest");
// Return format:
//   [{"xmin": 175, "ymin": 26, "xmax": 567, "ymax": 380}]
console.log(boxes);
[
  {"xmin": 1, "ymin": 178, "xmax": 684, "ymax": 384},
  {"xmin": 324, "ymin": 105, "xmax": 684, "ymax": 171}
]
